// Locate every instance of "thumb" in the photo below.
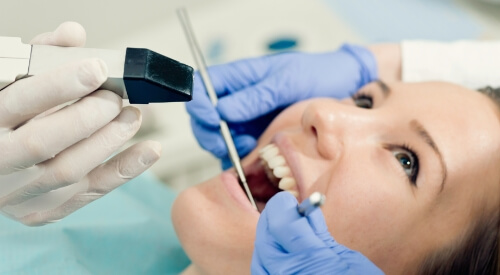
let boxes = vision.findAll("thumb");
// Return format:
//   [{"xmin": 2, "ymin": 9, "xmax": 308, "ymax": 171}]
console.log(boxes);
[
  {"xmin": 306, "ymin": 207, "xmax": 338, "ymax": 248},
  {"xmin": 30, "ymin": 21, "xmax": 86, "ymax": 47},
  {"xmin": 264, "ymin": 192, "xmax": 327, "ymax": 253},
  {"xmin": 307, "ymin": 211, "xmax": 384, "ymax": 274},
  {"xmin": 307, "ymin": 209, "xmax": 357, "ymax": 256},
  {"xmin": 328, "ymin": 239, "xmax": 385, "ymax": 275}
]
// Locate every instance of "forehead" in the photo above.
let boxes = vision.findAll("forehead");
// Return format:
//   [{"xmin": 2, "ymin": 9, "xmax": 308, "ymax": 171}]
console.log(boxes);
[{"xmin": 387, "ymin": 82, "xmax": 500, "ymax": 143}]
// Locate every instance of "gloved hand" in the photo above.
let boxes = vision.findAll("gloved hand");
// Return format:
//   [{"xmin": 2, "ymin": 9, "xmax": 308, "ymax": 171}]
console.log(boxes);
[
  {"xmin": 186, "ymin": 44, "xmax": 377, "ymax": 169},
  {"xmin": 252, "ymin": 192, "xmax": 384, "ymax": 274},
  {"xmin": 0, "ymin": 22, "xmax": 161, "ymax": 226}
]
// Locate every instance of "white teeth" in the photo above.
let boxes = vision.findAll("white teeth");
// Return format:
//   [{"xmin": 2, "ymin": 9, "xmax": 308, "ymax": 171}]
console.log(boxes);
[
  {"xmin": 261, "ymin": 146, "xmax": 279, "ymax": 161},
  {"xmin": 268, "ymin": 155, "xmax": 285, "ymax": 169},
  {"xmin": 273, "ymin": 166, "xmax": 290, "ymax": 178},
  {"xmin": 259, "ymin": 143, "xmax": 299, "ymax": 198},
  {"xmin": 278, "ymin": 177, "xmax": 296, "ymax": 190},
  {"xmin": 259, "ymin": 144, "xmax": 276, "ymax": 154}
]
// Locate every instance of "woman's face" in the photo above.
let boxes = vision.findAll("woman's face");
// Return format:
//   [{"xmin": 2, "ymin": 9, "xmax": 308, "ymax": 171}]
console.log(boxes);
[{"xmin": 172, "ymin": 81, "xmax": 500, "ymax": 274}]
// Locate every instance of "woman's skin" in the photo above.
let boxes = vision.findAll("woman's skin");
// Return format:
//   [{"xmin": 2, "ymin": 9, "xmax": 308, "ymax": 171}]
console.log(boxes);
[{"xmin": 172, "ymin": 81, "xmax": 500, "ymax": 275}]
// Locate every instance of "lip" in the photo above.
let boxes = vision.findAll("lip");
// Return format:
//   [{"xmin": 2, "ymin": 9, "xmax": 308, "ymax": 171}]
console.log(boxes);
[
  {"xmin": 271, "ymin": 133, "xmax": 305, "ymax": 202},
  {"xmin": 221, "ymin": 171, "xmax": 259, "ymax": 215}
]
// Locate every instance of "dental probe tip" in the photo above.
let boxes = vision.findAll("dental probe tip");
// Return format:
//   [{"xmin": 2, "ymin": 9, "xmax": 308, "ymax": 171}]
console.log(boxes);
[
  {"xmin": 240, "ymin": 178, "xmax": 258, "ymax": 211},
  {"xmin": 297, "ymin": 192, "xmax": 326, "ymax": 216}
]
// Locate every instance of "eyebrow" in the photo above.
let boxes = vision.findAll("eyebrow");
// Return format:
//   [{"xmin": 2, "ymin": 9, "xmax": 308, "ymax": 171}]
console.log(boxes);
[
  {"xmin": 375, "ymin": 80, "xmax": 391, "ymax": 98},
  {"xmin": 410, "ymin": 120, "xmax": 448, "ymax": 192}
]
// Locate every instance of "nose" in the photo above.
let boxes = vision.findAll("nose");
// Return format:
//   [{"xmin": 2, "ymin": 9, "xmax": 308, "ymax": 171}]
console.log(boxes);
[{"xmin": 301, "ymin": 99, "xmax": 377, "ymax": 159}]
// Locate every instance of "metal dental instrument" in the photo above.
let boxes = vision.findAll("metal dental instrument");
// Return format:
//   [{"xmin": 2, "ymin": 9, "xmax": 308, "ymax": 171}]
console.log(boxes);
[
  {"xmin": 298, "ymin": 192, "xmax": 326, "ymax": 216},
  {"xmin": 0, "ymin": 37, "xmax": 193, "ymax": 104},
  {"xmin": 177, "ymin": 7, "xmax": 258, "ymax": 211}
]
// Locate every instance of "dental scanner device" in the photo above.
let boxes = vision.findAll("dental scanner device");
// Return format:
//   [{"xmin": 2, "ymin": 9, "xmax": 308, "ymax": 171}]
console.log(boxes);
[
  {"xmin": 0, "ymin": 37, "xmax": 193, "ymax": 104},
  {"xmin": 177, "ymin": 7, "xmax": 258, "ymax": 211}
]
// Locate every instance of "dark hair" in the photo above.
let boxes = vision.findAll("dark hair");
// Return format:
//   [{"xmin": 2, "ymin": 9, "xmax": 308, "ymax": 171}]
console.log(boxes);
[
  {"xmin": 417, "ymin": 86, "xmax": 500, "ymax": 275},
  {"xmin": 478, "ymin": 86, "xmax": 500, "ymax": 108},
  {"xmin": 417, "ymin": 209, "xmax": 499, "ymax": 275}
]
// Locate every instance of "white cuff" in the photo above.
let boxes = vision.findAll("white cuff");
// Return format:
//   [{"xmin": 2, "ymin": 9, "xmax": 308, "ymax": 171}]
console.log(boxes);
[{"xmin": 402, "ymin": 40, "xmax": 500, "ymax": 89}]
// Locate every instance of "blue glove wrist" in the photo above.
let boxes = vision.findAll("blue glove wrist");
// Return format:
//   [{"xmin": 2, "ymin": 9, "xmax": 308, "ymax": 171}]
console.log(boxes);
[{"xmin": 339, "ymin": 43, "xmax": 379, "ymax": 88}]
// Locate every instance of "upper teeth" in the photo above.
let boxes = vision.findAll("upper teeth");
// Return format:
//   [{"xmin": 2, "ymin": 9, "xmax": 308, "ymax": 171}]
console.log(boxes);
[{"xmin": 259, "ymin": 143, "xmax": 298, "ymax": 198}]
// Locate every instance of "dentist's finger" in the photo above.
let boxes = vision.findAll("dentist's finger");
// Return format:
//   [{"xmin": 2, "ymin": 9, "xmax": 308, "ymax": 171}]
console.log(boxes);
[
  {"xmin": 217, "ymin": 76, "xmax": 283, "ymax": 123},
  {"xmin": 0, "ymin": 58, "xmax": 108, "ymax": 129},
  {"xmin": 190, "ymin": 119, "xmax": 257, "ymax": 160},
  {"xmin": 15, "ymin": 140, "xmax": 161, "ymax": 226},
  {"xmin": 189, "ymin": 118, "xmax": 226, "ymax": 159},
  {"xmin": 185, "ymin": 73, "xmax": 221, "ymax": 128},
  {"xmin": 0, "ymin": 89, "xmax": 122, "ymax": 174},
  {"xmin": 186, "ymin": 56, "xmax": 269, "ymax": 128},
  {"xmin": 0, "ymin": 106, "xmax": 141, "ymax": 206},
  {"xmin": 30, "ymin": 21, "xmax": 86, "ymax": 47},
  {"xmin": 306, "ymin": 207, "xmax": 337, "ymax": 247},
  {"xmin": 207, "ymin": 57, "xmax": 269, "ymax": 96},
  {"xmin": 264, "ymin": 192, "xmax": 327, "ymax": 252}
]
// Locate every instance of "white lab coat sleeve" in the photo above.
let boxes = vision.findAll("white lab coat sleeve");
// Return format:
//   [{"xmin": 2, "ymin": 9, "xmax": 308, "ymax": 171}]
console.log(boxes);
[{"xmin": 401, "ymin": 40, "xmax": 500, "ymax": 89}]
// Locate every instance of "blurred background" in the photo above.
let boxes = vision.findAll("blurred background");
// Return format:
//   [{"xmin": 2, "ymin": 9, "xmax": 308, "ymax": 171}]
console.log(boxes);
[{"xmin": 1, "ymin": 0, "xmax": 500, "ymax": 191}]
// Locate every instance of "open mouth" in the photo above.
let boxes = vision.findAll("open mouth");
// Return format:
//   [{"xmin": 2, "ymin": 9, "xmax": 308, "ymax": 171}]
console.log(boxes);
[{"xmin": 243, "ymin": 143, "xmax": 299, "ymax": 212}]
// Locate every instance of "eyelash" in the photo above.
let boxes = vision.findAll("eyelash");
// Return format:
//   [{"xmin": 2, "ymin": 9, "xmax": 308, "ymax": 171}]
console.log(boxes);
[
  {"xmin": 396, "ymin": 143, "xmax": 420, "ymax": 185},
  {"xmin": 351, "ymin": 92, "xmax": 420, "ymax": 185},
  {"xmin": 351, "ymin": 92, "xmax": 373, "ymax": 109}
]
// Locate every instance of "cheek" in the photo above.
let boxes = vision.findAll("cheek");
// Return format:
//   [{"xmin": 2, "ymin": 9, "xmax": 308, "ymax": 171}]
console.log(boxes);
[{"xmin": 321, "ymin": 154, "xmax": 415, "ymax": 253}]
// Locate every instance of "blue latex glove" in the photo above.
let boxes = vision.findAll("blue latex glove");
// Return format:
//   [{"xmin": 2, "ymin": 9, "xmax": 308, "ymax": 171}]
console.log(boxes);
[
  {"xmin": 186, "ymin": 44, "xmax": 378, "ymax": 169},
  {"xmin": 251, "ymin": 192, "xmax": 384, "ymax": 275}
]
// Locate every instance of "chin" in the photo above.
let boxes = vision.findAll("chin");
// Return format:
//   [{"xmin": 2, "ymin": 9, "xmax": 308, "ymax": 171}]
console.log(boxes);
[{"xmin": 171, "ymin": 174, "xmax": 258, "ymax": 274}]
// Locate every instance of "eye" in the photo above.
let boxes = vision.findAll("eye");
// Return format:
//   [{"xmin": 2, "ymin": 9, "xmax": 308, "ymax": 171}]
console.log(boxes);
[
  {"xmin": 352, "ymin": 93, "xmax": 373, "ymax": 109},
  {"xmin": 393, "ymin": 148, "xmax": 419, "ymax": 184}
]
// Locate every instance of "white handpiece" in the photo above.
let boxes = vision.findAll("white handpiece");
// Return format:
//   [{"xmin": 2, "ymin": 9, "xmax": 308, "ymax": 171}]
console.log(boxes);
[{"xmin": 0, "ymin": 36, "xmax": 193, "ymax": 104}]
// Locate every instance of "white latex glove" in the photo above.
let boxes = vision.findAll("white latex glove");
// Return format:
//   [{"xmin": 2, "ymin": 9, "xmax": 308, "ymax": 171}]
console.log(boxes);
[{"xmin": 0, "ymin": 22, "xmax": 162, "ymax": 226}]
